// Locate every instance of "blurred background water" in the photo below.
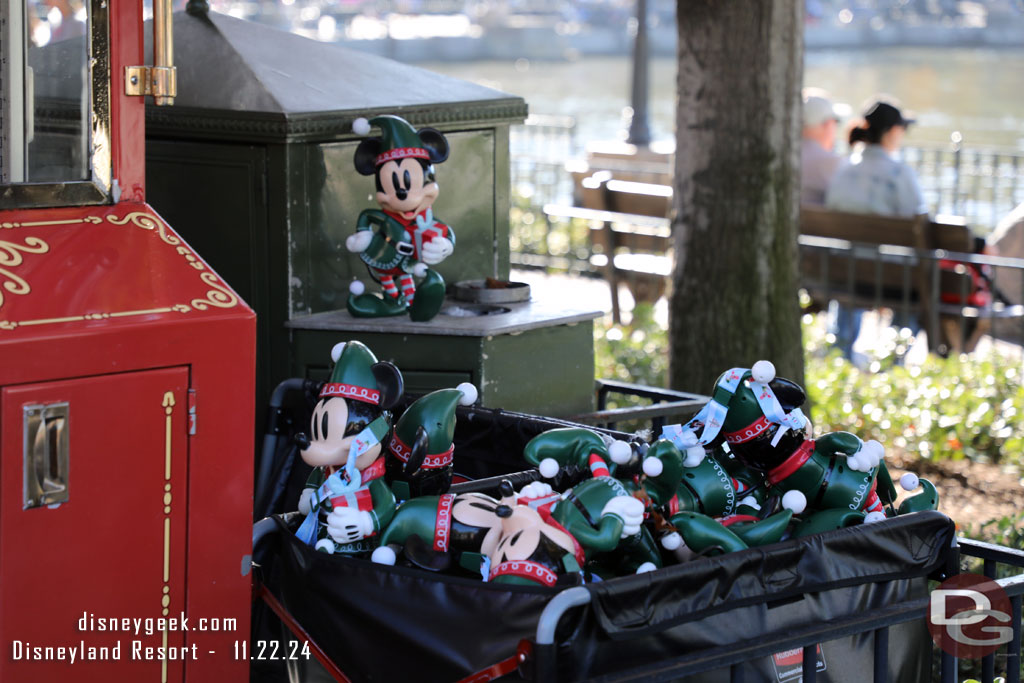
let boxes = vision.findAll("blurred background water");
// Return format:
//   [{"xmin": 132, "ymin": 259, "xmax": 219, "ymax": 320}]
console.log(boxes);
[{"xmin": 421, "ymin": 48, "xmax": 1024, "ymax": 152}]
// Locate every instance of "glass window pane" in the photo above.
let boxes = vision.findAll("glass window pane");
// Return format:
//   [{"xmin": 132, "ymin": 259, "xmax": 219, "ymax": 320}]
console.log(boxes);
[
  {"xmin": 26, "ymin": 0, "xmax": 90, "ymax": 182},
  {"xmin": 1, "ymin": 1, "xmax": 90, "ymax": 185}
]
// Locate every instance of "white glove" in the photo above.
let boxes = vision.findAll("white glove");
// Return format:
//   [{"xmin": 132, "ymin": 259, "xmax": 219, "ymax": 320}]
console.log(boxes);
[
  {"xmin": 345, "ymin": 231, "xmax": 373, "ymax": 253},
  {"xmin": 516, "ymin": 481, "xmax": 554, "ymax": 500},
  {"xmin": 600, "ymin": 496, "xmax": 645, "ymax": 538},
  {"xmin": 410, "ymin": 262, "xmax": 428, "ymax": 278},
  {"xmin": 420, "ymin": 237, "xmax": 454, "ymax": 265},
  {"xmin": 847, "ymin": 439, "xmax": 885, "ymax": 472},
  {"xmin": 326, "ymin": 507, "xmax": 374, "ymax": 544},
  {"xmin": 298, "ymin": 488, "xmax": 315, "ymax": 515}
]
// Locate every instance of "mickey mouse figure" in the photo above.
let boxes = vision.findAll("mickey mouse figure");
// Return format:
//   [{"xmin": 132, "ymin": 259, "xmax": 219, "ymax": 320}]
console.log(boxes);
[
  {"xmin": 661, "ymin": 361, "xmax": 902, "ymax": 520},
  {"xmin": 346, "ymin": 114, "xmax": 454, "ymax": 322},
  {"xmin": 294, "ymin": 340, "xmax": 404, "ymax": 554}
]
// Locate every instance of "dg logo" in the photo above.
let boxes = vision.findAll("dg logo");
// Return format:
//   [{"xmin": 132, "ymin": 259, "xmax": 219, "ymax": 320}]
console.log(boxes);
[{"xmin": 928, "ymin": 573, "xmax": 1014, "ymax": 659}]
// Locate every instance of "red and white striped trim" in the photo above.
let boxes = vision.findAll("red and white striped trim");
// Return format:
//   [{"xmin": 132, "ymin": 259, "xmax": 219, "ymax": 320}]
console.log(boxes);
[
  {"xmin": 588, "ymin": 452, "xmax": 610, "ymax": 478},
  {"xmin": 724, "ymin": 414, "xmax": 773, "ymax": 444},
  {"xmin": 862, "ymin": 480, "xmax": 884, "ymax": 515},
  {"xmin": 319, "ymin": 382, "xmax": 380, "ymax": 405},
  {"xmin": 376, "ymin": 147, "xmax": 430, "ymax": 165},
  {"xmin": 388, "ymin": 433, "xmax": 454, "ymax": 469},
  {"xmin": 489, "ymin": 560, "xmax": 558, "ymax": 587},
  {"xmin": 433, "ymin": 494, "xmax": 455, "ymax": 551}
]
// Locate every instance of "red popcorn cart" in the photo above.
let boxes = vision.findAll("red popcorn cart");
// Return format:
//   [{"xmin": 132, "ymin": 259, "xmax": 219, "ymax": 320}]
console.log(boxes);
[{"xmin": 0, "ymin": 1, "xmax": 255, "ymax": 681}]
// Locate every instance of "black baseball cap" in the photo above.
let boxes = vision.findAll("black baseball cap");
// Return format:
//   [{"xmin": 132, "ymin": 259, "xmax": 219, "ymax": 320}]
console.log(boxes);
[{"xmin": 864, "ymin": 101, "xmax": 916, "ymax": 129}]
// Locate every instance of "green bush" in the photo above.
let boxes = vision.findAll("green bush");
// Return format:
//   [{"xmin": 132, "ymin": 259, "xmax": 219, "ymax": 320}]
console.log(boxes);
[
  {"xmin": 593, "ymin": 308, "xmax": 1024, "ymax": 469},
  {"xmin": 803, "ymin": 313, "xmax": 1024, "ymax": 468}
]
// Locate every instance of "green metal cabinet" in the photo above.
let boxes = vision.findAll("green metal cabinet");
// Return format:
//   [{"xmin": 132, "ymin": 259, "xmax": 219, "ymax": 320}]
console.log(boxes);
[{"xmin": 145, "ymin": 9, "xmax": 529, "ymax": 417}]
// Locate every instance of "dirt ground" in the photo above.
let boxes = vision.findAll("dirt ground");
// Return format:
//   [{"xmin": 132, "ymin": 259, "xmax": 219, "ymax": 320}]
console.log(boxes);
[{"xmin": 887, "ymin": 450, "xmax": 1024, "ymax": 536}]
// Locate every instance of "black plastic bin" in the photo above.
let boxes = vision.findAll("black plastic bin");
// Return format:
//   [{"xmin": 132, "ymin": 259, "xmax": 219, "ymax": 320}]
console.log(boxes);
[{"xmin": 253, "ymin": 397, "xmax": 963, "ymax": 683}]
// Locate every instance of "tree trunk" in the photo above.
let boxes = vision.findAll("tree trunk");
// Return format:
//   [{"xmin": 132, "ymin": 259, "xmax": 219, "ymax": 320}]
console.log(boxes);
[{"xmin": 669, "ymin": 0, "xmax": 805, "ymax": 394}]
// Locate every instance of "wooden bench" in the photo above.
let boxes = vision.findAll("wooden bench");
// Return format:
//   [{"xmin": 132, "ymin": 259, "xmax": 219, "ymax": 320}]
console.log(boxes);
[
  {"xmin": 799, "ymin": 206, "xmax": 1024, "ymax": 354},
  {"xmin": 543, "ymin": 203, "xmax": 672, "ymax": 324}
]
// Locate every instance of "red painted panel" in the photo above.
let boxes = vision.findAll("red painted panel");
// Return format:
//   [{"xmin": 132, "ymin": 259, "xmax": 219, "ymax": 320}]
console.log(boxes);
[
  {"xmin": 1, "ymin": 368, "xmax": 189, "ymax": 682},
  {"xmin": 0, "ymin": 201, "xmax": 256, "ymax": 682},
  {"xmin": 110, "ymin": 0, "xmax": 146, "ymax": 201},
  {"xmin": 0, "ymin": 203, "xmax": 244, "ymax": 341}
]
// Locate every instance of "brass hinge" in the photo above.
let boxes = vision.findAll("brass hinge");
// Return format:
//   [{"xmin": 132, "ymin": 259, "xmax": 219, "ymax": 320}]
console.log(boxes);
[{"xmin": 124, "ymin": 66, "xmax": 177, "ymax": 104}]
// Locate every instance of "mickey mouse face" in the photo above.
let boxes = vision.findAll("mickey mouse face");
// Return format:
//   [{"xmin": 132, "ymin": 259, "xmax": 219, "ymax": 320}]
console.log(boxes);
[
  {"xmin": 300, "ymin": 397, "xmax": 381, "ymax": 470},
  {"xmin": 375, "ymin": 158, "xmax": 439, "ymax": 220},
  {"xmin": 490, "ymin": 505, "xmax": 576, "ymax": 564}
]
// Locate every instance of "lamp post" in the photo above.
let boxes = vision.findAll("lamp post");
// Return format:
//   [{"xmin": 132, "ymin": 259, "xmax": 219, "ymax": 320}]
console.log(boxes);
[{"xmin": 626, "ymin": 0, "xmax": 651, "ymax": 147}]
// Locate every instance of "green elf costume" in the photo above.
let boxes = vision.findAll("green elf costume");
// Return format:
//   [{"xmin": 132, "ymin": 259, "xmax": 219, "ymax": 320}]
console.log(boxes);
[
  {"xmin": 347, "ymin": 114, "xmax": 453, "ymax": 321},
  {"xmin": 385, "ymin": 382, "xmax": 478, "ymax": 501},
  {"xmin": 295, "ymin": 341, "xmax": 402, "ymax": 555}
]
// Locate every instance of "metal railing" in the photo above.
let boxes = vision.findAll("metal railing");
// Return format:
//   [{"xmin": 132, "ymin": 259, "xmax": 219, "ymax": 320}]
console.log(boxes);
[{"xmin": 511, "ymin": 118, "xmax": 1024, "ymax": 236}]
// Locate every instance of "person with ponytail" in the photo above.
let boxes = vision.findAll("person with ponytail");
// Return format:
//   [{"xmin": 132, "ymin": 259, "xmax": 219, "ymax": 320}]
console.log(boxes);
[
  {"xmin": 823, "ymin": 99, "xmax": 927, "ymax": 361},
  {"xmin": 825, "ymin": 99, "xmax": 926, "ymax": 217}
]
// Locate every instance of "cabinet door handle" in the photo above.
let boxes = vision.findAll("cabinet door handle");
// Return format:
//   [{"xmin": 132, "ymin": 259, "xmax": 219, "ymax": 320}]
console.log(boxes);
[{"xmin": 23, "ymin": 403, "xmax": 70, "ymax": 509}]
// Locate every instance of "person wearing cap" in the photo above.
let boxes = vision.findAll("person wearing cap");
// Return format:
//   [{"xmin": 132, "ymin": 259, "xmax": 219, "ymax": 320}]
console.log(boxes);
[
  {"xmin": 824, "ymin": 99, "xmax": 928, "ymax": 359},
  {"xmin": 801, "ymin": 91, "xmax": 844, "ymax": 206},
  {"xmin": 825, "ymin": 100, "xmax": 926, "ymax": 217}
]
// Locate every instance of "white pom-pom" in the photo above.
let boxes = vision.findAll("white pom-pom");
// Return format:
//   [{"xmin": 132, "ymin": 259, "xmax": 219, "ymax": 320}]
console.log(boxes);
[
  {"xmin": 456, "ymin": 382, "xmax": 478, "ymax": 406},
  {"xmin": 352, "ymin": 117, "xmax": 371, "ymax": 135},
  {"xmin": 900, "ymin": 472, "xmax": 920, "ymax": 491},
  {"xmin": 330, "ymin": 342, "xmax": 347, "ymax": 363},
  {"xmin": 661, "ymin": 532, "xmax": 683, "ymax": 550},
  {"xmin": 635, "ymin": 562, "xmax": 657, "ymax": 574},
  {"xmin": 751, "ymin": 360, "xmax": 776, "ymax": 384},
  {"xmin": 349, "ymin": 280, "xmax": 365, "ymax": 296},
  {"xmin": 371, "ymin": 546, "xmax": 397, "ymax": 565},
  {"xmin": 315, "ymin": 538, "xmax": 335, "ymax": 554},
  {"xmin": 862, "ymin": 440, "xmax": 885, "ymax": 466},
  {"xmin": 679, "ymin": 430, "xmax": 699, "ymax": 448},
  {"xmin": 739, "ymin": 496, "xmax": 762, "ymax": 511},
  {"xmin": 782, "ymin": 489, "xmax": 807, "ymax": 514},
  {"xmin": 864, "ymin": 511, "xmax": 887, "ymax": 524},
  {"xmin": 683, "ymin": 445, "xmax": 705, "ymax": 468},
  {"xmin": 608, "ymin": 440, "xmax": 632, "ymax": 465},
  {"xmin": 539, "ymin": 458, "xmax": 560, "ymax": 479},
  {"xmin": 642, "ymin": 456, "xmax": 663, "ymax": 478}
]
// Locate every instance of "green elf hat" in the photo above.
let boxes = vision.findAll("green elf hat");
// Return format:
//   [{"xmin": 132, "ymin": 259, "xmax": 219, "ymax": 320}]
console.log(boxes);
[
  {"xmin": 353, "ymin": 114, "xmax": 431, "ymax": 167},
  {"xmin": 523, "ymin": 427, "xmax": 632, "ymax": 479},
  {"xmin": 388, "ymin": 383, "xmax": 478, "ymax": 470},
  {"xmin": 661, "ymin": 360, "xmax": 807, "ymax": 454},
  {"xmin": 320, "ymin": 341, "xmax": 382, "ymax": 405}
]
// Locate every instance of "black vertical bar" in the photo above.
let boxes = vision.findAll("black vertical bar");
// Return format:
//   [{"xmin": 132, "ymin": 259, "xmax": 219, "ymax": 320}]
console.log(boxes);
[
  {"xmin": 874, "ymin": 627, "xmax": 889, "ymax": 682},
  {"xmin": 730, "ymin": 662, "xmax": 745, "ymax": 683},
  {"xmin": 1008, "ymin": 594, "xmax": 1021, "ymax": 683},
  {"xmin": 981, "ymin": 553, "xmax": 996, "ymax": 683},
  {"xmin": 874, "ymin": 253, "xmax": 882, "ymax": 312},
  {"xmin": 803, "ymin": 645, "xmax": 817, "ymax": 682},
  {"xmin": 941, "ymin": 650, "xmax": 956, "ymax": 683}
]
